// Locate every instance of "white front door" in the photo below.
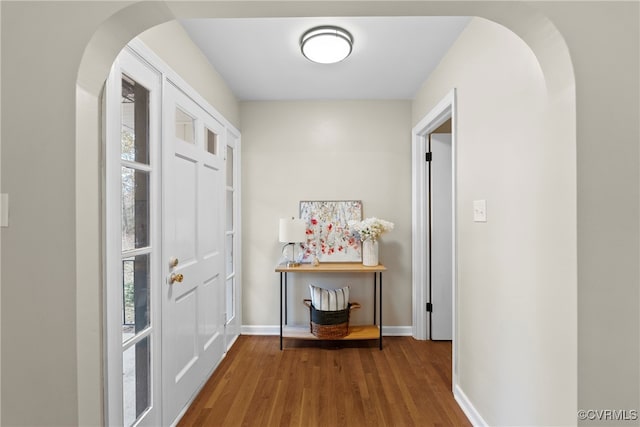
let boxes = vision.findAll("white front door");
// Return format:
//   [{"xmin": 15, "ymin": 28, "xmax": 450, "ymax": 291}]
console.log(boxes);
[
  {"xmin": 429, "ymin": 133, "xmax": 453, "ymax": 340},
  {"xmin": 162, "ymin": 82, "xmax": 226, "ymax": 424}
]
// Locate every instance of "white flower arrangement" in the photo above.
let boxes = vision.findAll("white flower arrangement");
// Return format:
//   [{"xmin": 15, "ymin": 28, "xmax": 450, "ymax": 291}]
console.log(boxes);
[{"xmin": 349, "ymin": 217, "xmax": 394, "ymax": 242}]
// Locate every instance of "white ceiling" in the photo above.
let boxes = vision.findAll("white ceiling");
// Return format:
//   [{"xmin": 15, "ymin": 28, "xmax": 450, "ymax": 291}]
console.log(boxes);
[{"xmin": 179, "ymin": 16, "xmax": 471, "ymax": 101}]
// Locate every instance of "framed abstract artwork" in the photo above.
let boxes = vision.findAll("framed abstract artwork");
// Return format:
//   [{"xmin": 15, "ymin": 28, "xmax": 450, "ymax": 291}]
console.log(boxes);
[{"xmin": 299, "ymin": 200, "xmax": 362, "ymax": 263}]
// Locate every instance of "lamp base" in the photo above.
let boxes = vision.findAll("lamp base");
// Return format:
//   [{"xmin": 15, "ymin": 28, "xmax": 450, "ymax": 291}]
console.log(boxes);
[{"xmin": 282, "ymin": 242, "xmax": 302, "ymax": 268}]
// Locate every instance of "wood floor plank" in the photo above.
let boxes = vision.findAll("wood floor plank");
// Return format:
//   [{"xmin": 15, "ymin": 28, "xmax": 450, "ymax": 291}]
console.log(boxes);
[{"xmin": 178, "ymin": 336, "xmax": 470, "ymax": 427}]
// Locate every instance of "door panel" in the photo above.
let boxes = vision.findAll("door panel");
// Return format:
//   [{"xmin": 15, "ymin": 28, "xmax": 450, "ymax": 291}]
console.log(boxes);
[
  {"xmin": 200, "ymin": 164, "xmax": 222, "ymax": 255},
  {"xmin": 163, "ymin": 81, "xmax": 226, "ymax": 425},
  {"xmin": 173, "ymin": 156, "xmax": 198, "ymax": 263},
  {"xmin": 171, "ymin": 288, "xmax": 198, "ymax": 381},
  {"xmin": 200, "ymin": 275, "xmax": 222, "ymax": 351},
  {"xmin": 430, "ymin": 133, "xmax": 453, "ymax": 340}
]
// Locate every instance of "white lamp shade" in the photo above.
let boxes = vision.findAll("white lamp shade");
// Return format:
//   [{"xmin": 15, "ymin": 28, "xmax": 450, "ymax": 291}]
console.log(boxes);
[{"xmin": 279, "ymin": 218, "xmax": 307, "ymax": 243}]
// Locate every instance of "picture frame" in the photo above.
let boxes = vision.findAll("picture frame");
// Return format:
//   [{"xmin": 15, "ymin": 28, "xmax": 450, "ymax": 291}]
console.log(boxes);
[{"xmin": 299, "ymin": 200, "xmax": 363, "ymax": 263}]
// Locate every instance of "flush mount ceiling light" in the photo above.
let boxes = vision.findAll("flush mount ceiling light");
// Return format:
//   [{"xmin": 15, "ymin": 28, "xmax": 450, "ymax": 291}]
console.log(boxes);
[{"xmin": 300, "ymin": 26, "xmax": 353, "ymax": 64}]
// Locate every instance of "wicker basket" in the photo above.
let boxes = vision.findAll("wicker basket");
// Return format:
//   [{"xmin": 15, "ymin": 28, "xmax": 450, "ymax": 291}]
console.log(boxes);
[{"xmin": 303, "ymin": 299, "xmax": 361, "ymax": 339}]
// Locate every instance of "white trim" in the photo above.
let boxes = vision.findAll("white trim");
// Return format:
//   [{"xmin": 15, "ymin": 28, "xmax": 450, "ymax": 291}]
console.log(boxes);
[
  {"xmin": 411, "ymin": 129, "xmax": 428, "ymax": 341},
  {"xmin": 411, "ymin": 88, "xmax": 458, "ymax": 382},
  {"xmin": 382, "ymin": 326, "xmax": 413, "ymax": 336},
  {"xmin": 454, "ymin": 384, "xmax": 488, "ymax": 427},
  {"xmin": 241, "ymin": 325, "xmax": 413, "ymax": 336},
  {"xmin": 103, "ymin": 58, "xmax": 121, "ymax": 427},
  {"xmin": 241, "ymin": 325, "xmax": 280, "ymax": 336}
]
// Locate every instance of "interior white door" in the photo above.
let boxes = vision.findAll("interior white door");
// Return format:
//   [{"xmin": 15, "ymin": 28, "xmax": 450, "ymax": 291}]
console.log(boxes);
[
  {"xmin": 429, "ymin": 133, "xmax": 453, "ymax": 340},
  {"xmin": 162, "ymin": 81, "xmax": 226, "ymax": 424}
]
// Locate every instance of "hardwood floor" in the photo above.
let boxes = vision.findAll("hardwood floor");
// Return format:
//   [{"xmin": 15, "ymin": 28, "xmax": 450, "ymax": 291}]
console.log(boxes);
[{"xmin": 178, "ymin": 336, "xmax": 470, "ymax": 427}]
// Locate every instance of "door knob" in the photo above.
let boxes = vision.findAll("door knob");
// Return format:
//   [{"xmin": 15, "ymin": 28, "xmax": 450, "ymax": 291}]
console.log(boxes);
[{"xmin": 169, "ymin": 273, "xmax": 184, "ymax": 284}]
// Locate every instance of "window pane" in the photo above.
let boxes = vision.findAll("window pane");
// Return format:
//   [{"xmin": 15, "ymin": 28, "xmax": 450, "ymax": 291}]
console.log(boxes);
[
  {"xmin": 226, "ymin": 190, "xmax": 233, "ymax": 232},
  {"xmin": 175, "ymin": 108, "xmax": 194, "ymax": 143},
  {"xmin": 122, "ymin": 167, "xmax": 150, "ymax": 251},
  {"xmin": 121, "ymin": 75, "xmax": 150, "ymax": 164},
  {"xmin": 206, "ymin": 128, "xmax": 217, "ymax": 155},
  {"xmin": 226, "ymin": 277, "xmax": 234, "ymax": 323},
  {"xmin": 225, "ymin": 234, "xmax": 233, "ymax": 276},
  {"xmin": 122, "ymin": 254, "xmax": 150, "ymax": 342},
  {"xmin": 123, "ymin": 337, "xmax": 151, "ymax": 427},
  {"xmin": 226, "ymin": 146, "xmax": 234, "ymax": 187}
]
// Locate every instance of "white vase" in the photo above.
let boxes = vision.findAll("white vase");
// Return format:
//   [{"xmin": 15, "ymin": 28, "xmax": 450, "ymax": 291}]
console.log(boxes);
[{"xmin": 362, "ymin": 239, "xmax": 379, "ymax": 266}]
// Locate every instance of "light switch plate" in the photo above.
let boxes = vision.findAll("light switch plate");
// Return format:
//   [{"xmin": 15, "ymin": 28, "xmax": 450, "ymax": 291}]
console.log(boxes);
[
  {"xmin": 473, "ymin": 200, "xmax": 487, "ymax": 222},
  {"xmin": 1, "ymin": 194, "xmax": 8, "ymax": 227}
]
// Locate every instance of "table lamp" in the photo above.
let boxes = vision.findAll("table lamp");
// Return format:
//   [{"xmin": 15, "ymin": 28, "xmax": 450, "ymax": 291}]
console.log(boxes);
[{"xmin": 279, "ymin": 217, "xmax": 307, "ymax": 267}]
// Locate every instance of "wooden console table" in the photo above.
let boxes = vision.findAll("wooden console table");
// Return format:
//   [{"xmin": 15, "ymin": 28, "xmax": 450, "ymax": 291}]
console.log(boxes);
[{"xmin": 275, "ymin": 263, "xmax": 387, "ymax": 350}]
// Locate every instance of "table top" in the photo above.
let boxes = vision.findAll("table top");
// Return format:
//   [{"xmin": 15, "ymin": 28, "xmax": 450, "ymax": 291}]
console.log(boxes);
[{"xmin": 275, "ymin": 262, "xmax": 386, "ymax": 273}]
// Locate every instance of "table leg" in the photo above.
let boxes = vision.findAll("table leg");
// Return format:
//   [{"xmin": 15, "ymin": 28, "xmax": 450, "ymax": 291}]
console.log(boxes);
[
  {"xmin": 379, "ymin": 272, "xmax": 383, "ymax": 350},
  {"xmin": 373, "ymin": 272, "xmax": 377, "ymax": 325},
  {"xmin": 284, "ymin": 271, "xmax": 288, "ymax": 325},
  {"xmin": 280, "ymin": 272, "xmax": 283, "ymax": 350}
]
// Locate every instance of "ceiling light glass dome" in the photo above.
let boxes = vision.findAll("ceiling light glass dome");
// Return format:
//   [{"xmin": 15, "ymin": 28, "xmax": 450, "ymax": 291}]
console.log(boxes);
[{"xmin": 300, "ymin": 26, "xmax": 353, "ymax": 64}]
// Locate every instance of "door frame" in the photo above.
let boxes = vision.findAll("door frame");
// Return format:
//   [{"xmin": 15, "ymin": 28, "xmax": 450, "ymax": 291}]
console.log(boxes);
[
  {"xmin": 411, "ymin": 88, "xmax": 458, "ymax": 379},
  {"xmin": 103, "ymin": 39, "xmax": 242, "ymax": 426}
]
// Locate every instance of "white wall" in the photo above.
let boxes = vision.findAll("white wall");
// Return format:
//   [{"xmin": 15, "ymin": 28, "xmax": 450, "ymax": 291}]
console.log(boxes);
[
  {"xmin": 413, "ymin": 17, "xmax": 577, "ymax": 425},
  {"xmin": 0, "ymin": 3, "xmax": 3, "ymax": 422},
  {"xmin": 536, "ymin": 2, "xmax": 640, "ymax": 418},
  {"xmin": 240, "ymin": 100, "xmax": 412, "ymax": 328}
]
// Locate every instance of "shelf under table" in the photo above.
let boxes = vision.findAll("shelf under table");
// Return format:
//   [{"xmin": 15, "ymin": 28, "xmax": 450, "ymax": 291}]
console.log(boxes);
[
  {"xmin": 276, "ymin": 263, "xmax": 385, "ymax": 350},
  {"xmin": 283, "ymin": 325, "xmax": 380, "ymax": 340}
]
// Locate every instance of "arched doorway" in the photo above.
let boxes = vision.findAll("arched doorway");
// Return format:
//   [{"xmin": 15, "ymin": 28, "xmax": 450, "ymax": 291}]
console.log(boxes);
[{"xmin": 73, "ymin": 2, "xmax": 576, "ymax": 426}]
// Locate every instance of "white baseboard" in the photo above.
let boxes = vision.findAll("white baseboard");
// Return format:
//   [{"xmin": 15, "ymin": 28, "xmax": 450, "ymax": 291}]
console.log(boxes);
[
  {"xmin": 241, "ymin": 325, "xmax": 279, "ymax": 335},
  {"xmin": 382, "ymin": 325, "xmax": 413, "ymax": 336},
  {"xmin": 241, "ymin": 325, "xmax": 413, "ymax": 336},
  {"xmin": 454, "ymin": 384, "xmax": 487, "ymax": 426}
]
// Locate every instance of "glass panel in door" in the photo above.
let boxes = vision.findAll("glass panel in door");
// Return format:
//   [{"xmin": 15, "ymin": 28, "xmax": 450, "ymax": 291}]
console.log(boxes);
[
  {"xmin": 120, "ymin": 74, "xmax": 152, "ymax": 426},
  {"xmin": 122, "ymin": 253, "xmax": 150, "ymax": 342},
  {"xmin": 225, "ymin": 144, "xmax": 235, "ymax": 324},
  {"xmin": 121, "ymin": 167, "xmax": 150, "ymax": 251},
  {"xmin": 175, "ymin": 107, "xmax": 195, "ymax": 143},
  {"xmin": 122, "ymin": 336, "xmax": 151, "ymax": 426},
  {"xmin": 121, "ymin": 75, "xmax": 150, "ymax": 164},
  {"xmin": 206, "ymin": 128, "xmax": 218, "ymax": 155}
]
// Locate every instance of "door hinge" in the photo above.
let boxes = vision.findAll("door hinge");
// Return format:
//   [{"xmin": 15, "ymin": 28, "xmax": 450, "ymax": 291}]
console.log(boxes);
[
  {"xmin": 425, "ymin": 152, "xmax": 432, "ymax": 162},
  {"xmin": 426, "ymin": 302, "xmax": 433, "ymax": 312}
]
